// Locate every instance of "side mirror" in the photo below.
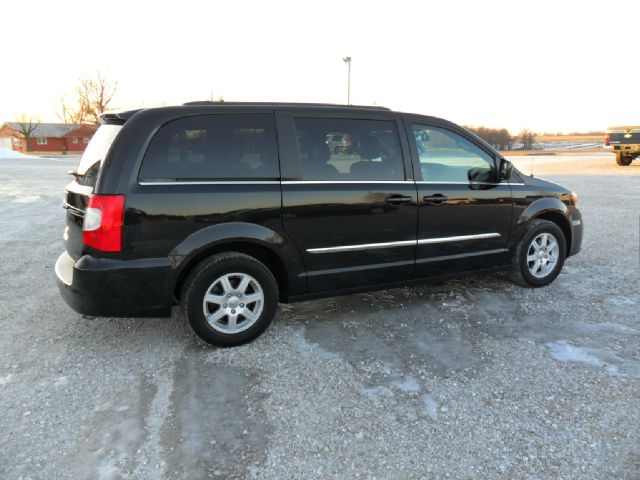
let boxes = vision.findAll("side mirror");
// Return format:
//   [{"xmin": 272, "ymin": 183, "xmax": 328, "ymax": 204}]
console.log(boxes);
[
  {"xmin": 467, "ymin": 167, "xmax": 492, "ymax": 183},
  {"xmin": 498, "ymin": 159, "xmax": 513, "ymax": 181}
]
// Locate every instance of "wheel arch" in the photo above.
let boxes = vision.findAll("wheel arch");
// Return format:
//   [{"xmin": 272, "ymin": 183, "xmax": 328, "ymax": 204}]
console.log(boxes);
[
  {"xmin": 168, "ymin": 222, "xmax": 305, "ymax": 303},
  {"xmin": 515, "ymin": 199, "xmax": 572, "ymax": 255}
]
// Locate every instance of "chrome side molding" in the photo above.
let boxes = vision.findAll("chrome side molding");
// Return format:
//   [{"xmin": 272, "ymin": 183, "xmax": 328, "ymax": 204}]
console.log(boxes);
[{"xmin": 307, "ymin": 233, "xmax": 501, "ymax": 253}]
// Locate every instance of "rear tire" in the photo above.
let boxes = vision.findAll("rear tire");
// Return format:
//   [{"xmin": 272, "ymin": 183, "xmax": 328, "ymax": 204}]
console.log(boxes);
[
  {"xmin": 616, "ymin": 152, "xmax": 632, "ymax": 166},
  {"xmin": 510, "ymin": 220, "xmax": 566, "ymax": 288},
  {"xmin": 181, "ymin": 252, "xmax": 279, "ymax": 346}
]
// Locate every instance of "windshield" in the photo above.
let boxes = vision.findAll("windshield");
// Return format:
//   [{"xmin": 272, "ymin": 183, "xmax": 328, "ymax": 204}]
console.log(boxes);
[{"xmin": 76, "ymin": 124, "xmax": 121, "ymax": 175}]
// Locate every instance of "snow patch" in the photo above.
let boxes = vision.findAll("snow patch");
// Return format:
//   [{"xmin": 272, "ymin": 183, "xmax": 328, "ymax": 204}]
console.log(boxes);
[
  {"xmin": 0, "ymin": 147, "xmax": 40, "ymax": 159},
  {"xmin": 0, "ymin": 373, "xmax": 13, "ymax": 386},
  {"xmin": 546, "ymin": 341, "xmax": 604, "ymax": 367}
]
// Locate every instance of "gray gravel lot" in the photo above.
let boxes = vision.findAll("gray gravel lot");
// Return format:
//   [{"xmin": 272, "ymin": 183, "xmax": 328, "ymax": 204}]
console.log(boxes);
[{"xmin": 0, "ymin": 153, "xmax": 638, "ymax": 479}]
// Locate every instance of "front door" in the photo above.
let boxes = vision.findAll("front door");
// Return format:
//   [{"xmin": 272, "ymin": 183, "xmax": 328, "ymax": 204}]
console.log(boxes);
[
  {"xmin": 279, "ymin": 114, "xmax": 418, "ymax": 293},
  {"xmin": 406, "ymin": 121, "xmax": 513, "ymax": 277}
]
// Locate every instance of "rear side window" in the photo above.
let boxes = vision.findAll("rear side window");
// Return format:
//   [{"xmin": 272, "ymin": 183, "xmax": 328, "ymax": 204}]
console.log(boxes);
[
  {"xmin": 294, "ymin": 118, "xmax": 404, "ymax": 181},
  {"xmin": 140, "ymin": 114, "xmax": 279, "ymax": 181},
  {"xmin": 75, "ymin": 125, "xmax": 121, "ymax": 186}
]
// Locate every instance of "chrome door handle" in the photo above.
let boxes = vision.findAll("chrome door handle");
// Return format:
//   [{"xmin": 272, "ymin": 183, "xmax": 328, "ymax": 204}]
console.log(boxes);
[
  {"xmin": 385, "ymin": 194, "xmax": 413, "ymax": 205},
  {"xmin": 423, "ymin": 194, "xmax": 448, "ymax": 205}
]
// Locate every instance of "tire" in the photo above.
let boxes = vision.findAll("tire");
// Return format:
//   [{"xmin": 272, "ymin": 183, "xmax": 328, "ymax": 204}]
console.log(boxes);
[
  {"xmin": 510, "ymin": 219, "xmax": 567, "ymax": 288},
  {"xmin": 181, "ymin": 252, "xmax": 279, "ymax": 346},
  {"xmin": 616, "ymin": 152, "xmax": 632, "ymax": 166}
]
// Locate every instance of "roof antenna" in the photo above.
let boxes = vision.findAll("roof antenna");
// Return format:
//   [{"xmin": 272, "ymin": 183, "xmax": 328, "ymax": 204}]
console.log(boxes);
[{"xmin": 530, "ymin": 155, "xmax": 535, "ymax": 177}]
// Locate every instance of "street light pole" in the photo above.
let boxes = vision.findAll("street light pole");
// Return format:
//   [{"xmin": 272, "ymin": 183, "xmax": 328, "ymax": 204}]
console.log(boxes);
[{"xmin": 342, "ymin": 57, "xmax": 351, "ymax": 105}]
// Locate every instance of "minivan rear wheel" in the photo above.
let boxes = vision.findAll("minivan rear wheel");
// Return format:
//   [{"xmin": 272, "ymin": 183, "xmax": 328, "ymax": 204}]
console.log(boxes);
[
  {"xmin": 510, "ymin": 219, "xmax": 566, "ymax": 287},
  {"xmin": 182, "ymin": 252, "xmax": 278, "ymax": 346}
]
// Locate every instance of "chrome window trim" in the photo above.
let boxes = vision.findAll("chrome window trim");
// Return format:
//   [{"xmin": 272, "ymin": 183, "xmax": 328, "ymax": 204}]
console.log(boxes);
[
  {"xmin": 283, "ymin": 180, "xmax": 414, "ymax": 185},
  {"xmin": 138, "ymin": 180, "xmax": 280, "ymax": 186},
  {"xmin": 138, "ymin": 180, "xmax": 523, "ymax": 186},
  {"xmin": 307, "ymin": 233, "xmax": 501, "ymax": 253}
]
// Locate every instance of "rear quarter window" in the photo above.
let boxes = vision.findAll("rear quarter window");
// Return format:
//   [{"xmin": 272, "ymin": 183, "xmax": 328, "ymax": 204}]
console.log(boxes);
[
  {"xmin": 75, "ymin": 125, "xmax": 122, "ymax": 186},
  {"xmin": 139, "ymin": 114, "xmax": 279, "ymax": 181}
]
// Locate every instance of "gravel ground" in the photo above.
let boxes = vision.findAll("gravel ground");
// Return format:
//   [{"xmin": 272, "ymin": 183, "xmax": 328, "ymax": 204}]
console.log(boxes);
[{"xmin": 0, "ymin": 153, "xmax": 638, "ymax": 479}]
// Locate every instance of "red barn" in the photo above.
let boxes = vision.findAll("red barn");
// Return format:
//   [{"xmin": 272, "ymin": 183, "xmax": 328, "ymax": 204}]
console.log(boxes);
[{"xmin": 0, "ymin": 122, "xmax": 97, "ymax": 153}]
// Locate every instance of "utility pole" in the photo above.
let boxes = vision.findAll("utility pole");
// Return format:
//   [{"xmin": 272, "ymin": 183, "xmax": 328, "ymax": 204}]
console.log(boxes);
[{"xmin": 342, "ymin": 57, "xmax": 351, "ymax": 105}]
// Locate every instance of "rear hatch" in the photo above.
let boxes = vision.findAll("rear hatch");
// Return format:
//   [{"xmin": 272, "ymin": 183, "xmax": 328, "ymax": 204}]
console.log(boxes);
[
  {"xmin": 63, "ymin": 125, "xmax": 122, "ymax": 260},
  {"xmin": 607, "ymin": 127, "xmax": 640, "ymax": 145}
]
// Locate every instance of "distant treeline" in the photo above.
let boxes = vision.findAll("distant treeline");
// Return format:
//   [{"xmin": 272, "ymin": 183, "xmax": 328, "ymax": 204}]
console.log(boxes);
[
  {"xmin": 465, "ymin": 126, "xmax": 605, "ymax": 151},
  {"xmin": 464, "ymin": 126, "xmax": 515, "ymax": 151},
  {"xmin": 552, "ymin": 131, "xmax": 605, "ymax": 136}
]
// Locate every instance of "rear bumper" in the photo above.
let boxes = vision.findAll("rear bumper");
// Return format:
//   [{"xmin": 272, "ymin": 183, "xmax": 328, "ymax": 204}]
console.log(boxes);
[
  {"xmin": 55, "ymin": 251, "xmax": 173, "ymax": 317},
  {"xmin": 610, "ymin": 144, "xmax": 640, "ymax": 154}
]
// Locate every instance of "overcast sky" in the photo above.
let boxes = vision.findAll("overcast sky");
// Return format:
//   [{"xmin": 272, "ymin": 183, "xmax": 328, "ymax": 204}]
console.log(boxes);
[{"xmin": 3, "ymin": 0, "xmax": 638, "ymax": 133}]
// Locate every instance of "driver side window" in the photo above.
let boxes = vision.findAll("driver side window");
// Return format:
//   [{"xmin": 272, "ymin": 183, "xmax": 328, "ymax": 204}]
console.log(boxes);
[{"xmin": 412, "ymin": 124, "xmax": 495, "ymax": 183}]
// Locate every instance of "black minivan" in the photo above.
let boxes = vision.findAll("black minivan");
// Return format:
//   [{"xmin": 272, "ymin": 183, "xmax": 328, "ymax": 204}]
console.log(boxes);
[{"xmin": 56, "ymin": 103, "xmax": 583, "ymax": 346}]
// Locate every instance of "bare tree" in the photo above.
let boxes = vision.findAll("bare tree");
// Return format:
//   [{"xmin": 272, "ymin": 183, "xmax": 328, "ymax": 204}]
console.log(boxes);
[
  {"xmin": 55, "ymin": 95, "xmax": 86, "ymax": 124},
  {"xmin": 56, "ymin": 71, "xmax": 118, "ymax": 125},
  {"xmin": 15, "ymin": 113, "xmax": 40, "ymax": 152},
  {"xmin": 519, "ymin": 129, "xmax": 535, "ymax": 150}
]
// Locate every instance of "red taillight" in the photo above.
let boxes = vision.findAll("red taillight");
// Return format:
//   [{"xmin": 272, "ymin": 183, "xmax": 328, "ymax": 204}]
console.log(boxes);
[
  {"xmin": 82, "ymin": 195, "xmax": 125, "ymax": 252},
  {"xmin": 605, "ymin": 133, "xmax": 610, "ymax": 145}
]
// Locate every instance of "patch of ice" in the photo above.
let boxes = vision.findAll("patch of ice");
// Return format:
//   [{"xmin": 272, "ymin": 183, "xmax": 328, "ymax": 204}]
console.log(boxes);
[
  {"xmin": 53, "ymin": 376, "xmax": 69, "ymax": 387},
  {"xmin": 545, "ymin": 341, "xmax": 604, "ymax": 367},
  {"xmin": 0, "ymin": 373, "xmax": 13, "ymax": 386},
  {"xmin": 97, "ymin": 460, "xmax": 121, "ymax": 480},
  {"xmin": 421, "ymin": 394, "xmax": 438, "ymax": 421},
  {"xmin": 607, "ymin": 296, "xmax": 637, "ymax": 306},
  {"xmin": 290, "ymin": 327, "xmax": 341, "ymax": 361},
  {"xmin": 605, "ymin": 296, "xmax": 639, "ymax": 316},
  {"xmin": 11, "ymin": 195, "xmax": 42, "ymax": 203},
  {"xmin": 361, "ymin": 385, "xmax": 393, "ymax": 400},
  {"xmin": 391, "ymin": 376, "xmax": 421, "ymax": 393}
]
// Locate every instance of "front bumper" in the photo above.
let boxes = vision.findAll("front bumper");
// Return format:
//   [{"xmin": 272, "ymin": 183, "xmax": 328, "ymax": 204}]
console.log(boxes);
[
  {"xmin": 568, "ymin": 209, "xmax": 583, "ymax": 257},
  {"xmin": 55, "ymin": 251, "xmax": 173, "ymax": 317}
]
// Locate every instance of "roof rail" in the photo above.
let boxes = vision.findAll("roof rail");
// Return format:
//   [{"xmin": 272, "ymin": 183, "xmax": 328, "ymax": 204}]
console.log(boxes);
[{"xmin": 181, "ymin": 101, "xmax": 390, "ymax": 110}]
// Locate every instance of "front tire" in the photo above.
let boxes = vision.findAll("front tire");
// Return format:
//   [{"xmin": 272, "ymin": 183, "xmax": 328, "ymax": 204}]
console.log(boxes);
[
  {"xmin": 616, "ymin": 152, "xmax": 632, "ymax": 166},
  {"xmin": 181, "ymin": 252, "xmax": 279, "ymax": 346},
  {"xmin": 511, "ymin": 220, "xmax": 566, "ymax": 287}
]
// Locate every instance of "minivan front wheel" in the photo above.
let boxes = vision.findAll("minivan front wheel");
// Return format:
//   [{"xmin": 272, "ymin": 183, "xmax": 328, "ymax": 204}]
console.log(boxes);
[
  {"xmin": 511, "ymin": 219, "xmax": 566, "ymax": 287},
  {"xmin": 182, "ymin": 252, "xmax": 278, "ymax": 346}
]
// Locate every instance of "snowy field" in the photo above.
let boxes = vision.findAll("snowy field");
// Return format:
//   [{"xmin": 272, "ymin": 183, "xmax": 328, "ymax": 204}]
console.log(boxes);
[
  {"xmin": 511, "ymin": 141, "xmax": 605, "ymax": 151},
  {"xmin": 0, "ymin": 153, "xmax": 638, "ymax": 479}
]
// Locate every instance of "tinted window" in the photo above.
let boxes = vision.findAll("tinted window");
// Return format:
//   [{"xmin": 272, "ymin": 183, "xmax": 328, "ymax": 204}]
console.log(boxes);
[
  {"xmin": 140, "ymin": 114, "xmax": 279, "ymax": 181},
  {"xmin": 294, "ymin": 118, "xmax": 404, "ymax": 181},
  {"xmin": 76, "ymin": 124, "xmax": 121, "ymax": 185},
  {"xmin": 412, "ymin": 125, "xmax": 495, "ymax": 183}
]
